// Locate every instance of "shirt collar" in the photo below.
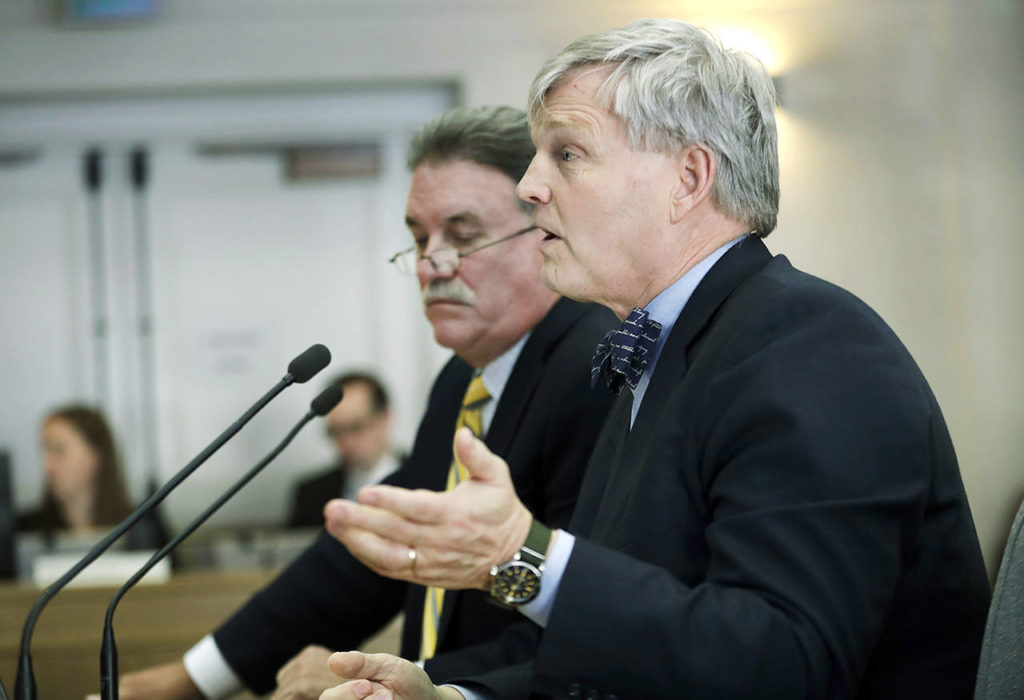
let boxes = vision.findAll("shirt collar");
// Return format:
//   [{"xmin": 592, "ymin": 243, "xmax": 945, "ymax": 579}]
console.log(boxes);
[
  {"xmin": 642, "ymin": 235, "xmax": 746, "ymax": 376},
  {"xmin": 627, "ymin": 235, "xmax": 747, "ymax": 426},
  {"xmin": 479, "ymin": 330, "xmax": 531, "ymax": 404}
]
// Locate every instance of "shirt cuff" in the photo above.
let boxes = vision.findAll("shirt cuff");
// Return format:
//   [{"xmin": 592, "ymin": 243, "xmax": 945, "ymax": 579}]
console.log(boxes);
[
  {"xmin": 518, "ymin": 529, "xmax": 575, "ymax": 628},
  {"xmin": 444, "ymin": 684, "xmax": 492, "ymax": 700},
  {"xmin": 182, "ymin": 634, "xmax": 245, "ymax": 699}
]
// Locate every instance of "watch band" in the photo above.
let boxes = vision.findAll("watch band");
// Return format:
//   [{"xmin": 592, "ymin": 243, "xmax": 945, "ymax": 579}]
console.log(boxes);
[{"xmin": 519, "ymin": 518, "xmax": 552, "ymax": 569}]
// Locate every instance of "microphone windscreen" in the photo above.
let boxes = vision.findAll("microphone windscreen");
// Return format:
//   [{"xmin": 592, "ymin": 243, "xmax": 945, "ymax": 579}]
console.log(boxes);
[
  {"xmin": 288, "ymin": 344, "xmax": 331, "ymax": 383},
  {"xmin": 311, "ymin": 385, "xmax": 345, "ymax": 417}
]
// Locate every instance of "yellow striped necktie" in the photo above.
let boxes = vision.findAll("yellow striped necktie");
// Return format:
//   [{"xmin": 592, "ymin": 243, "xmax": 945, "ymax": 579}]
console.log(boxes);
[{"xmin": 420, "ymin": 374, "xmax": 491, "ymax": 660}]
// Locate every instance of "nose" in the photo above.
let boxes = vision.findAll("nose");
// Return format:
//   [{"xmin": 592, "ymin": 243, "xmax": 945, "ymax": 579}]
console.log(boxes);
[
  {"xmin": 416, "ymin": 234, "xmax": 457, "ymax": 287},
  {"xmin": 516, "ymin": 155, "xmax": 551, "ymax": 205}
]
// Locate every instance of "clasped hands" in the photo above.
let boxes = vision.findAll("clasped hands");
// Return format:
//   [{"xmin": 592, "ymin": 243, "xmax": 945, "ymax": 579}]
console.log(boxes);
[{"xmin": 324, "ymin": 427, "xmax": 533, "ymax": 591}]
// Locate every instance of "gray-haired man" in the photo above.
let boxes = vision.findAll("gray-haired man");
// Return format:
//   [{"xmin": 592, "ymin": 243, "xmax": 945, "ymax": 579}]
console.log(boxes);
[{"xmin": 324, "ymin": 19, "xmax": 990, "ymax": 700}]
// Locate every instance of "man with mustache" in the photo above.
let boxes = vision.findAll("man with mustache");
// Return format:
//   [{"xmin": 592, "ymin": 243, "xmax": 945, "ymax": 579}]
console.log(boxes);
[
  {"xmin": 106, "ymin": 105, "xmax": 614, "ymax": 700},
  {"xmin": 321, "ymin": 19, "xmax": 990, "ymax": 700}
]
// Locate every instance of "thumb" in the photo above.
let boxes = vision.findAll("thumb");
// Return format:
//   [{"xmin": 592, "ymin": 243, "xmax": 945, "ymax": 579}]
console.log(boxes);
[
  {"xmin": 327, "ymin": 651, "xmax": 401, "ymax": 682},
  {"xmin": 327, "ymin": 650, "xmax": 367, "ymax": 680},
  {"xmin": 454, "ymin": 427, "xmax": 511, "ymax": 486}
]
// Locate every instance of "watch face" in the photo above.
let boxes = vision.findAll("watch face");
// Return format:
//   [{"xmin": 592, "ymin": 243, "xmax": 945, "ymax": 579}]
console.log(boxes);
[{"xmin": 492, "ymin": 561, "xmax": 542, "ymax": 605}]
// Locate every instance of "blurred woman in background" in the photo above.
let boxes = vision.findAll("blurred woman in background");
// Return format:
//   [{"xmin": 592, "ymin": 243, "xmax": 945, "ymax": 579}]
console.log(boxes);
[
  {"xmin": 17, "ymin": 404, "xmax": 165, "ymax": 549},
  {"xmin": 18, "ymin": 404, "xmax": 131, "ymax": 533}
]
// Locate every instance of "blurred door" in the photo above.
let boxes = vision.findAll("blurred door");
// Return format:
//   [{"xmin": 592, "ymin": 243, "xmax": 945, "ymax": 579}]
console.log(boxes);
[
  {"xmin": 0, "ymin": 146, "xmax": 99, "ymax": 511},
  {"xmin": 0, "ymin": 87, "xmax": 453, "ymax": 526}
]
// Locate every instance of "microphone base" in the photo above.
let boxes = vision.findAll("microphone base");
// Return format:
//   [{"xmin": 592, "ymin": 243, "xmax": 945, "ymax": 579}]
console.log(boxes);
[
  {"xmin": 100, "ymin": 626, "xmax": 119, "ymax": 700},
  {"xmin": 13, "ymin": 654, "xmax": 36, "ymax": 700}
]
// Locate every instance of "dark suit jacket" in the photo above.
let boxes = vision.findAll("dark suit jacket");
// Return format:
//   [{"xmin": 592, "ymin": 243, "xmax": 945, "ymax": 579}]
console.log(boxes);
[
  {"xmin": 287, "ymin": 465, "xmax": 347, "ymax": 528},
  {"xmin": 462, "ymin": 238, "xmax": 991, "ymax": 699},
  {"xmin": 213, "ymin": 298, "xmax": 616, "ymax": 693}
]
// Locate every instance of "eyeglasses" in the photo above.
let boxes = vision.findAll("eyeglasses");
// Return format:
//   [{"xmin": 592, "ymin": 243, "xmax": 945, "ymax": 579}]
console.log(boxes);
[
  {"xmin": 388, "ymin": 225, "xmax": 538, "ymax": 276},
  {"xmin": 326, "ymin": 415, "xmax": 380, "ymax": 438}
]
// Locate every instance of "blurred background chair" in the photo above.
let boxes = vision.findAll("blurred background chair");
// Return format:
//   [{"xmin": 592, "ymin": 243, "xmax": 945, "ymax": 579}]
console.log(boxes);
[{"xmin": 975, "ymin": 495, "xmax": 1024, "ymax": 699}]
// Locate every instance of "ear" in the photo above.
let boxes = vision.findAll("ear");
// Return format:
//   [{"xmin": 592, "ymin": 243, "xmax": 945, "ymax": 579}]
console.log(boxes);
[{"xmin": 668, "ymin": 144, "xmax": 716, "ymax": 224}]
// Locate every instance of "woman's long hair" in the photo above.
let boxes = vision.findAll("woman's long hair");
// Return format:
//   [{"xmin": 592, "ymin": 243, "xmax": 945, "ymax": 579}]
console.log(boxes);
[{"xmin": 40, "ymin": 405, "xmax": 132, "ymax": 530}]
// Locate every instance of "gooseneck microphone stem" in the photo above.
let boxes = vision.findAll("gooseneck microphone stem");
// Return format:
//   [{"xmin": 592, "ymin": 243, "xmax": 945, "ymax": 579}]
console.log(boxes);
[
  {"xmin": 100, "ymin": 381, "xmax": 343, "ymax": 700},
  {"xmin": 15, "ymin": 377, "xmax": 291, "ymax": 700}
]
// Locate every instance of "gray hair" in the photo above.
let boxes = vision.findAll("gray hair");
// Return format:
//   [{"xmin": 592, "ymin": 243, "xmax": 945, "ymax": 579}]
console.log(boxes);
[
  {"xmin": 527, "ymin": 19, "xmax": 779, "ymax": 236},
  {"xmin": 407, "ymin": 105, "xmax": 535, "ymax": 213}
]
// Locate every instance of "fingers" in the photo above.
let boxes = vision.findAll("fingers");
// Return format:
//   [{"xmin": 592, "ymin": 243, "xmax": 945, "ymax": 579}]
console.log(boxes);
[
  {"xmin": 355, "ymin": 485, "xmax": 448, "ymax": 523},
  {"xmin": 319, "ymin": 679, "xmax": 387, "ymax": 700},
  {"xmin": 319, "ymin": 652, "xmax": 378, "ymax": 700},
  {"xmin": 324, "ymin": 652, "xmax": 434, "ymax": 700},
  {"xmin": 325, "ymin": 495, "xmax": 439, "ymax": 541},
  {"xmin": 327, "ymin": 652, "xmax": 405, "ymax": 693},
  {"xmin": 326, "ymin": 516, "xmax": 421, "ymax": 581},
  {"xmin": 341, "ymin": 431, "xmax": 514, "ymax": 520}
]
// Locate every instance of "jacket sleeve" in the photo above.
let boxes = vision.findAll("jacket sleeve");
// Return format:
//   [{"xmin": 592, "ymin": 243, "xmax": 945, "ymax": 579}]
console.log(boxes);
[{"xmin": 214, "ymin": 530, "xmax": 407, "ymax": 693}]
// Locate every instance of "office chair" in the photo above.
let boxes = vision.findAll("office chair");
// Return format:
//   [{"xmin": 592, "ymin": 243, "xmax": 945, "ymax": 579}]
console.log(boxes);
[{"xmin": 974, "ymin": 495, "xmax": 1024, "ymax": 699}]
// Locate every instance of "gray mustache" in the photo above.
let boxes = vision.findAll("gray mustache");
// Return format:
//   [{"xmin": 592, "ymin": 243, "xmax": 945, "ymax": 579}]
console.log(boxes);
[{"xmin": 422, "ymin": 280, "xmax": 476, "ymax": 306}]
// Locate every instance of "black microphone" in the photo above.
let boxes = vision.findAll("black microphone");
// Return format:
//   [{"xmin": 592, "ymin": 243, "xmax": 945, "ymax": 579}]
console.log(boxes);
[
  {"xmin": 14, "ymin": 344, "xmax": 331, "ymax": 700},
  {"xmin": 99, "ymin": 384, "xmax": 344, "ymax": 699}
]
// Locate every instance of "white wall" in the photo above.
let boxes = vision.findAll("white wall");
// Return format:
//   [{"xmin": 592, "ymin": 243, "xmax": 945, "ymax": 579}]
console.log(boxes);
[{"xmin": 1, "ymin": 0, "xmax": 1021, "ymax": 574}]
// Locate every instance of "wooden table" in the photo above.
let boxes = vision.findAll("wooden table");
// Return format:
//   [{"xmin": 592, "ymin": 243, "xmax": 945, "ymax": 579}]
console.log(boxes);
[{"xmin": 0, "ymin": 570, "xmax": 402, "ymax": 698}]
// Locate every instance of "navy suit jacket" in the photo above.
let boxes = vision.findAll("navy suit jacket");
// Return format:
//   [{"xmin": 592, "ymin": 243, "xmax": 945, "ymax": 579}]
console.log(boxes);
[
  {"xmin": 461, "ymin": 237, "xmax": 990, "ymax": 699},
  {"xmin": 212, "ymin": 299, "xmax": 616, "ymax": 693},
  {"xmin": 286, "ymin": 464, "xmax": 347, "ymax": 528}
]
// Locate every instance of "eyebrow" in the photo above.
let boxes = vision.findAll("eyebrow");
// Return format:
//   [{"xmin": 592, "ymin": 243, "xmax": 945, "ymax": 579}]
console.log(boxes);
[
  {"xmin": 538, "ymin": 115, "xmax": 582, "ymax": 132},
  {"xmin": 534, "ymin": 115, "xmax": 597, "ymax": 146},
  {"xmin": 404, "ymin": 211, "xmax": 485, "ymax": 230}
]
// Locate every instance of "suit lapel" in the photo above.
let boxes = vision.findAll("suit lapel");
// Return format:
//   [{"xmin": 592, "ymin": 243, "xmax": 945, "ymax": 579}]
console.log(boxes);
[
  {"xmin": 569, "ymin": 392, "xmax": 633, "ymax": 538},
  {"xmin": 483, "ymin": 298, "xmax": 589, "ymax": 457},
  {"xmin": 579, "ymin": 238, "xmax": 773, "ymax": 542},
  {"xmin": 626, "ymin": 236, "xmax": 773, "ymax": 446}
]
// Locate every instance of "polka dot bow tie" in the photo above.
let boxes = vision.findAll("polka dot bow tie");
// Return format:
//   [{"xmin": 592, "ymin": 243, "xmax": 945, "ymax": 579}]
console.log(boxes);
[{"xmin": 591, "ymin": 307, "xmax": 662, "ymax": 395}]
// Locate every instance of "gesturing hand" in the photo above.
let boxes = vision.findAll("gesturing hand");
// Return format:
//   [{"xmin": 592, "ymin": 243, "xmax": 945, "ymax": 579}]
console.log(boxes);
[{"xmin": 324, "ymin": 427, "xmax": 533, "ymax": 590}]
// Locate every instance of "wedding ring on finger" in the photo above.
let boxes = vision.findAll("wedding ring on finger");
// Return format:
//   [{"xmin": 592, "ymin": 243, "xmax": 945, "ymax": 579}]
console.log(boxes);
[{"xmin": 408, "ymin": 546, "xmax": 418, "ymax": 573}]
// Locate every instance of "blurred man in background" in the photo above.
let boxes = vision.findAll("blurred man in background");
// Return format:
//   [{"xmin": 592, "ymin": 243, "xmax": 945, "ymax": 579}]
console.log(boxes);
[{"xmin": 287, "ymin": 371, "xmax": 399, "ymax": 528}]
